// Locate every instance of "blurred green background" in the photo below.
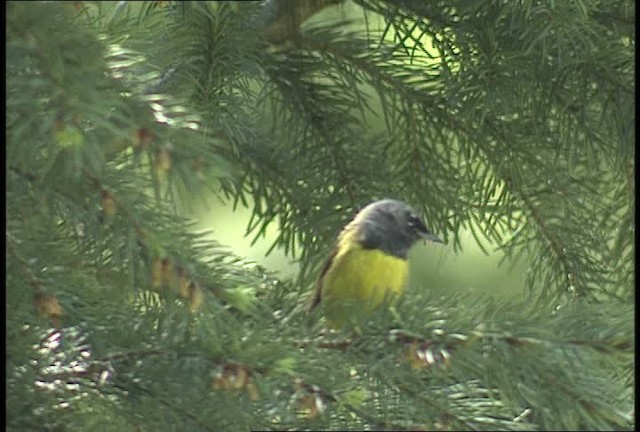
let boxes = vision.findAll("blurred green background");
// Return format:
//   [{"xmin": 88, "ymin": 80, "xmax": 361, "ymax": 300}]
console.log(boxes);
[
  {"xmin": 188, "ymin": 196, "xmax": 529, "ymax": 299},
  {"xmin": 184, "ymin": 3, "xmax": 531, "ymax": 300}
]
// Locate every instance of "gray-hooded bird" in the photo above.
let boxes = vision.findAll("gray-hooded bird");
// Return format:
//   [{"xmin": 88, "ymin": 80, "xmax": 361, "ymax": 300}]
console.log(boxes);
[{"xmin": 310, "ymin": 199, "xmax": 442, "ymax": 328}]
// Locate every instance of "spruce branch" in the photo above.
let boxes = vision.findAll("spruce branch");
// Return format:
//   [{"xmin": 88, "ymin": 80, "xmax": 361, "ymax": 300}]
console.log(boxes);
[{"xmin": 7, "ymin": 1, "xmax": 633, "ymax": 430}]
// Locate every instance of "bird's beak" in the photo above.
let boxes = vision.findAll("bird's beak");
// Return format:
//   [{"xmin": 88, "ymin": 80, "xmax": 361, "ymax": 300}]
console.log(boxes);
[{"xmin": 420, "ymin": 231, "xmax": 443, "ymax": 244}]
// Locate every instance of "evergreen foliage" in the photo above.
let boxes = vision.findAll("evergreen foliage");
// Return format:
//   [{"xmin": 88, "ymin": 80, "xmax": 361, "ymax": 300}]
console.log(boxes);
[{"xmin": 6, "ymin": 1, "xmax": 634, "ymax": 430}]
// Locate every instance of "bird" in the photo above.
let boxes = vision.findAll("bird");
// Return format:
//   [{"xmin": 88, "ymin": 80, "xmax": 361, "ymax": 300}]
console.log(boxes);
[{"xmin": 309, "ymin": 199, "xmax": 442, "ymax": 329}]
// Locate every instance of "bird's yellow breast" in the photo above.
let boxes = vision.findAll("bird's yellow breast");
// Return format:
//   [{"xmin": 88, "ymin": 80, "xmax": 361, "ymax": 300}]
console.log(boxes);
[{"xmin": 320, "ymin": 239, "xmax": 409, "ymax": 328}]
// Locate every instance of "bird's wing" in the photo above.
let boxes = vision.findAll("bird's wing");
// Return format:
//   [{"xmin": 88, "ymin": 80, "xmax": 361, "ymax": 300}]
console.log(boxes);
[{"xmin": 309, "ymin": 248, "xmax": 338, "ymax": 312}]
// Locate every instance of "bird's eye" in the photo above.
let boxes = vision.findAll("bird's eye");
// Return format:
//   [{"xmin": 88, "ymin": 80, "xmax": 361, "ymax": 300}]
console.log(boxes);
[{"xmin": 407, "ymin": 212, "xmax": 429, "ymax": 233}]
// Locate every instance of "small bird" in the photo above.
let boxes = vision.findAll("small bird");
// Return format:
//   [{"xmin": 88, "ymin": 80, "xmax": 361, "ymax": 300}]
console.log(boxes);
[{"xmin": 310, "ymin": 199, "xmax": 442, "ymax": 329}]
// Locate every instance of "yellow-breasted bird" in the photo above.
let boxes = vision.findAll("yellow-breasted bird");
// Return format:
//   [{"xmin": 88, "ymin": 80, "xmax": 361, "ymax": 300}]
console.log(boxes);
[{"xmin": 310, "ymin": 199, "xmax": 443, "ymax": 329}]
